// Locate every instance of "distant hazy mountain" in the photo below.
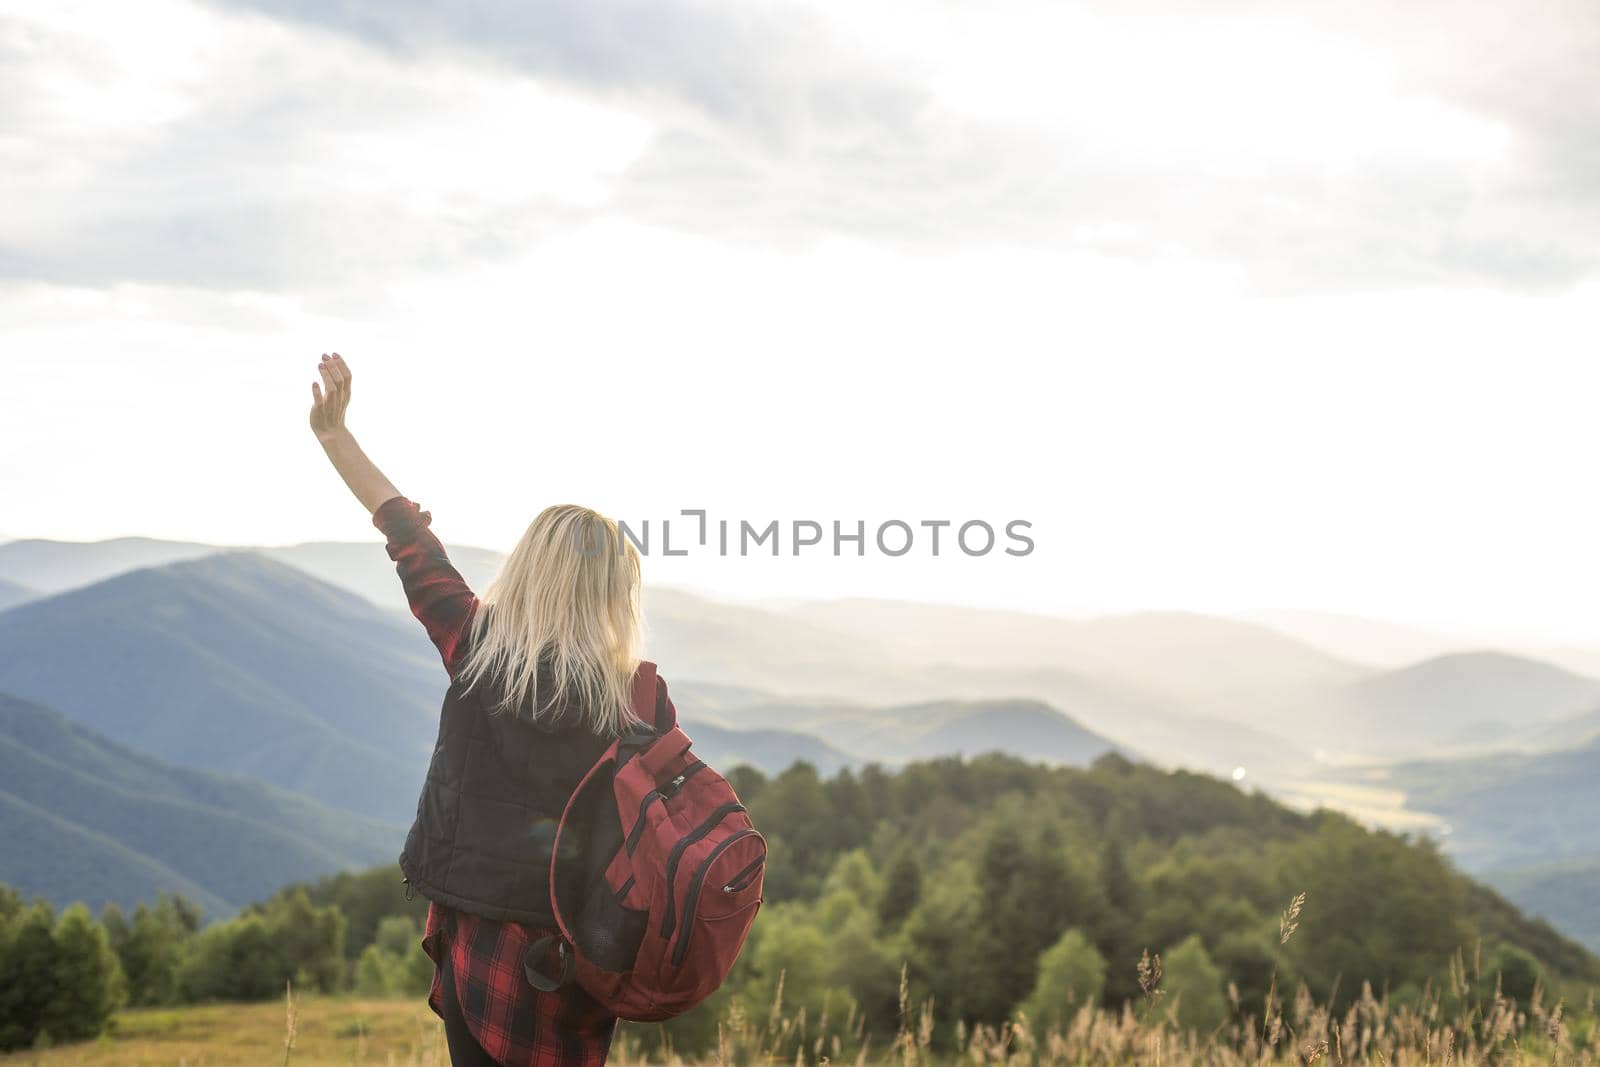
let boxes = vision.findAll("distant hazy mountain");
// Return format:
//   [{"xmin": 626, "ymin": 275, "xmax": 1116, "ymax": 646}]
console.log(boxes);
[
  {"xmin": 916, "ymin": 662, "xmax": 1309, "ymax": 781},
  {"xmin": 0, "ymin": 539, "xmax": 1306, "ymax": 777},
  {"xmin": 0, "ymin": 532, "xmax": 502, "ymax": 611},
  {"xmin": 10, "ymin": 529, "xmax": 1600, "ymax": 952},
  {"xmin": 261, "ymin": 540, "xmax": 505, "ymax": 609},
  {"xmin": 673, "ymin": 683, "xmax": 1122, "ymax": 768},
  {"xmin": 818, "ymin": 697, "xmax": 1121, "ymax": 767},
  {"xmin": 638, "ymin": 593, "xmax": 1321, "ymax": 778},
  {"xmin": 1322, "ymin": 652, "xmax": 1600, "ymax": 755},
  {"xmin": 0, "ymin": 690, "xmax": 402, "ymax": 920},
  {"xmin": 1531, "ymin": 706, "xmax": 1600, "ymax": 750},
  {"xmin": 676, "ymin": 716, "xmax": 862, "ymax": 777},
  {"xmin": 0, "ymin": 537, "xmax": 1338, "ymax": 775},
  {"xmin": 1483, "ymin": 860, "xmax": 1600, "ymax": 953},
  {"xmin": 1071, "ymin": 611, "xmax": 1366, "ymax": 698},
  {"xmin": 1332, "ymin": 732, "xmax": 1600, "ymax": 952},
  {"xmin": 784, "ymin": 600, "xmax": 1364, "ymax": 701},
  {"xmin": 12, "ymin": 532, "xmax": 1586, "ymax": 804},
  {"xmin": 643, "ymin": 588, "xmax": 922, "ymax": 706},
  {"xmin": 0, "ymin": 551, "xmax": 446, "ymax": 821},
  {"xmin": 1525, "ymin": 647, "xmax": 1600, "ymax": 683},
  {"xmin": 0, "ymin": 577, "xmax": 35, "ymax": 613},
  {"xmin": 0, "ymin": 536, "xmax": 219, "ymax": 595},
  {"xmin": 1346, "ymin": 732, "xmax": 1600, "ymax": 872},
  {"xmin": 1237, "ymin": 609, "xmax": 1468, "ymax": 668}
]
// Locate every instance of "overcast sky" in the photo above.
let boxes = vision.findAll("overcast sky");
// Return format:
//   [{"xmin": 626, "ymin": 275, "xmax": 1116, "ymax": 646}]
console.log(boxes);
[{"xmin": 3, "ymin": 0, "xmax": 1600, "ymax": 641}]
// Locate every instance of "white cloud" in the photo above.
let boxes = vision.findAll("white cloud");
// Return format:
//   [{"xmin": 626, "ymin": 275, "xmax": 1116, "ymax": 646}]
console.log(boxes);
[
  {"xmin": 0, "ymin": 0, "xmax": 652, "ymax": 295},
  {"xmin": 4, "ymin": 0, "xmax": 1600, "ymax": 641},
  {"xmin": 4, "ymin": 0, "xmax": 1598, "ymax": 294},
  {"xmin": 177, "ymin": 0, "xmax": 1600, "ymax": 292}
]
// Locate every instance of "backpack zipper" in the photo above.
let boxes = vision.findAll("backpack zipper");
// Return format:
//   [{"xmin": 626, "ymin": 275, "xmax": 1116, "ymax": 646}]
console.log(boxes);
[
  {"xmin": 623, "ymin": 760, "xmax": 709, "ymax": 857},
  {"xmin": 670, "ymin": 828, "xmax": 764, "ymax": 967},
  {"xmin": 624, "ymin": 791, "xmax": 660, "ymax": 856},
  {"xmin": 659, "ymin": 802, "xmax": 746, "ymax": 941},
  {"xmin": 660, "ymin": 759, "xmax": 707, "ymax": 798},
  {"xmin": 722, "ymin": 854, "xmax": 766, "ymax": 894}
]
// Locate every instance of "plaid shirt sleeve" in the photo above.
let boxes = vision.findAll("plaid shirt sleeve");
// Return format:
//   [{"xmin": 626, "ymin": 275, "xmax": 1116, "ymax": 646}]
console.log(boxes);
[
  {"xmin": 421, "ymin": 901, "xmax": 620, "ymax": 1066},
  {"xmin": 372, "ymin": 495, "xmax": 480, "ymax": 680}
]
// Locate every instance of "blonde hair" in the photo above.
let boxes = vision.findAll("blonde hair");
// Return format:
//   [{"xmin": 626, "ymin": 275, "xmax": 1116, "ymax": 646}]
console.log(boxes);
[{"xmin": 455, "ymin": 504, "xmax": 649, "ymax": 738}]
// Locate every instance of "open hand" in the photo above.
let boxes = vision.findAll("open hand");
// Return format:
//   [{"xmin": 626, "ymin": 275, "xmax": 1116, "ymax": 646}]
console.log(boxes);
[{"xmin": 309, "ymin": 352, "xmax": 352, "ymax": 439}]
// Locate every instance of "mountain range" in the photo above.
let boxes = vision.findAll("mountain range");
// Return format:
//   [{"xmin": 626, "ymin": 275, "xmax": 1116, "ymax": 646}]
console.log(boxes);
[
  {"xmin": 0, "ymin": 551, "xmax": 444, "ymax": 822},
  {"xmin": 0, "ymin": 689, "xmax": 402, "ymax": 919},
  {"xmin": 4, "ymin": 530, "xmax": 1600, "ymax": 949},
  {"xmin": 0, "ymin": 577, "xmax": 35, "ymax": 613}
]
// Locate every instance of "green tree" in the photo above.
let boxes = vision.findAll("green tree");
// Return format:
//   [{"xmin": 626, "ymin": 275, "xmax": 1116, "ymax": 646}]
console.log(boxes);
[
  {"xmin": 0, "ymin": 900, "xmax": 58, "ymax": 1050},
  {"xmin": 0, "ymin": 885, "xmax": 22, "ymax": 924},
  {"xmin": 971, "ymin": 817, "xmax": 1035, "ymax": 1022},
  {"xmin": 1270, "ymin": 815, "xmax": 1471, "ymax": 1010},
  {"xmin": 177, "ymin": 888, "xmax": 345, "ymax": 1002},
  {"xmin": 967, "ymin": 806, "xmax": 1100, "ymax": 1025},
  {"xmin": 725, "ymin": 763, "xmax": 768, "ymax": 806},
  {"xmin": 901, "ymin": 858, "xmax": 985, "ymax": 1034},
  {"xmin": 823, "ymin": 768, "xmax": 876, "ymax": 853},
  {"xmin": 1490, "ymin": 943, "xmax": 1542, "ymax": 1010},
  {"xmin": 1018, "ymin": 927, "xmax": 1107, "ymax": 1035},
  {"xmin": 177, "ymin": 912, "xmax": 282, "ymax": 1002},
  {"xmin": 748, "ymin": 762, "xmax": 833, "ymax": 902},
  {"xmin": 1096, "ymin": 832, "xmax": 1143, "ymax": 1007},
  {"xmin": 258, "ymin": 887, "xmax": 347, "ymax": 992},
  {"xmin": 815, "ymin": 850, "xmax": 902, "ymax": 1036},
  {"xmin": 353, "ymin": 916, "xmax": 433, "ymax": 996},
  {"xmin": 1211, "ymin": 925, "xmax": 1295, "ymax": 1020},
  {"xmin": 37, "ymin": 904, "xmax": 124, "ymax": 1043},
  {"xmin": 266, "ymin": 866, "xmax": 417, "ymax": 963},
  {"xmin": 1162, "ymin": 934, "xmax": 1227, "ymax": 1034},
  {"xmin": 877, "ymin": 841, "xmax": 922, "ymax": 931},
  {"xmin": 106, "ymin": 893, "xmax": 199, "ymax": 1006}
]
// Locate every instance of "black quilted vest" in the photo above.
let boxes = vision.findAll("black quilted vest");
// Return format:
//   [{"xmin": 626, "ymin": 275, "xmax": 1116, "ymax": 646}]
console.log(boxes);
[{"xmin": 398, "ymin": 649, "xmax": 662, "ymax": 927}]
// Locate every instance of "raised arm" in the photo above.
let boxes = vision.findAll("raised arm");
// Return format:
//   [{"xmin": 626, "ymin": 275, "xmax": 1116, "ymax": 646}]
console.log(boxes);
[
  {"xmin": 309, "ymin": 352, "xmax": 479, "ymax": 677},
  {"xmin": 371, "ymin": 497, "xmax": 481, "ymax": 679},
  {"xmin": 309, "ymin": 353, "xmax": 402, "ymax": 514}
]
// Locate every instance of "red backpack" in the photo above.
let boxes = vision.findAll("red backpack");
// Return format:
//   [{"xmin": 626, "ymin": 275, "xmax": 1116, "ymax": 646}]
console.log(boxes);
[{"xmin": 525, "ymin": 660, "xmax": 767, "ymax": 1021}]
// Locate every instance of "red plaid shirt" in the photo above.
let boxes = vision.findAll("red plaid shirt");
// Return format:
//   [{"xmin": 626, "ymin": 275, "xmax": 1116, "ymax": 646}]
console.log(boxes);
[{"xmin": 374, "ymin": 495, "xmax": 619, "ymax": 1066}]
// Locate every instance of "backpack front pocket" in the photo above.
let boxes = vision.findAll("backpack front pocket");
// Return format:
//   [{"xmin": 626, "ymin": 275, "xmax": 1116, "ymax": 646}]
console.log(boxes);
[{"xmin": 670, "ymin": 828, "xmax": 766, "ymax": 969}]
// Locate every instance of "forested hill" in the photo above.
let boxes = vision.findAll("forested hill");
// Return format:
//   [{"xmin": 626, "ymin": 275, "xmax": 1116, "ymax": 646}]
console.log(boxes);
[
  {"xmin": 244, "ymin": 749, "xmax": 1597, "ymax": 1057},
  {"xmin": 0, "ymin": 690, "xmax": 403, "ymax": 918}
]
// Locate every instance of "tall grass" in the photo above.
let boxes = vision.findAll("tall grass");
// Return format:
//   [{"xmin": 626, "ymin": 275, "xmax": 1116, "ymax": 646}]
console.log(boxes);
[
  {"xmin": 600, "ymin": 962, "xmax": 1586, "ymax": 1066},
  {"xmin": 613, "ymin": 892, "xmax": 1597, "ymax": 1066},
  {"xmin": 10, "ymin": 892, "xmax": 1594, "ymax": 1066}
]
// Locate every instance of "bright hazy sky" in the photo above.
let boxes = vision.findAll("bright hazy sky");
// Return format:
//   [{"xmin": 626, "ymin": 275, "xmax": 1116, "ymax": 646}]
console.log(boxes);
[{"xmin": 3, "ymin": 0, "xmax": 1600, "ymax": 641}]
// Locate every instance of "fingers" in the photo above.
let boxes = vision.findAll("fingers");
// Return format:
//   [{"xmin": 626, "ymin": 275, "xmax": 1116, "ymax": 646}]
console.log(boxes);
[
  {"xmin": 321, "ymin": 352, "xmax": 350, "ymax": 390},
  {"xmin": 313, "ymin": 353, "xmax": 352, "ymax": 427},
  {"xmin": 319, "ymin": 353, "xmax": 352, "ymax": 408},
  {"xmin": 330, "ymin": 354, "xmax": 349, "ymax": 418}
]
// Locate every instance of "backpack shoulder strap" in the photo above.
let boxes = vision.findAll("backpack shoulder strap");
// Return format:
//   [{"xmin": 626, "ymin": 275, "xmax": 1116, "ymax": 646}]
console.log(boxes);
[{"xmin": 631, "ymin": 659, "xmax": 676, "ymax": 733}]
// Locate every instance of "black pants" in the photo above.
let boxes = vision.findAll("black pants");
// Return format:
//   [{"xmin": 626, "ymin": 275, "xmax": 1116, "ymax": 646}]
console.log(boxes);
[{"xmin": 439, "ymin": 949, "xmax": 501, "ymax": 1067}]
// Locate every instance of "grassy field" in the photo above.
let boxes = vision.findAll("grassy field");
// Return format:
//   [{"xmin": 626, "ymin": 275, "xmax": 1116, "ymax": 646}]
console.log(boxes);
[
  {"xmin": 3, "ymin": 969, "xmax": 1595, "ymax": 1067},
  {"xmin": 0, "ymin": 995, "xmax": 453, "ymax": 1067}
]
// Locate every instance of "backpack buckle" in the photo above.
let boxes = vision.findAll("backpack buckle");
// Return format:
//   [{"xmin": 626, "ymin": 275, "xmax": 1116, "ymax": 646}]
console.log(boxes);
[{"xmin": 523, "ymin": 934, "xmax": 575, "ymax": 992}]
